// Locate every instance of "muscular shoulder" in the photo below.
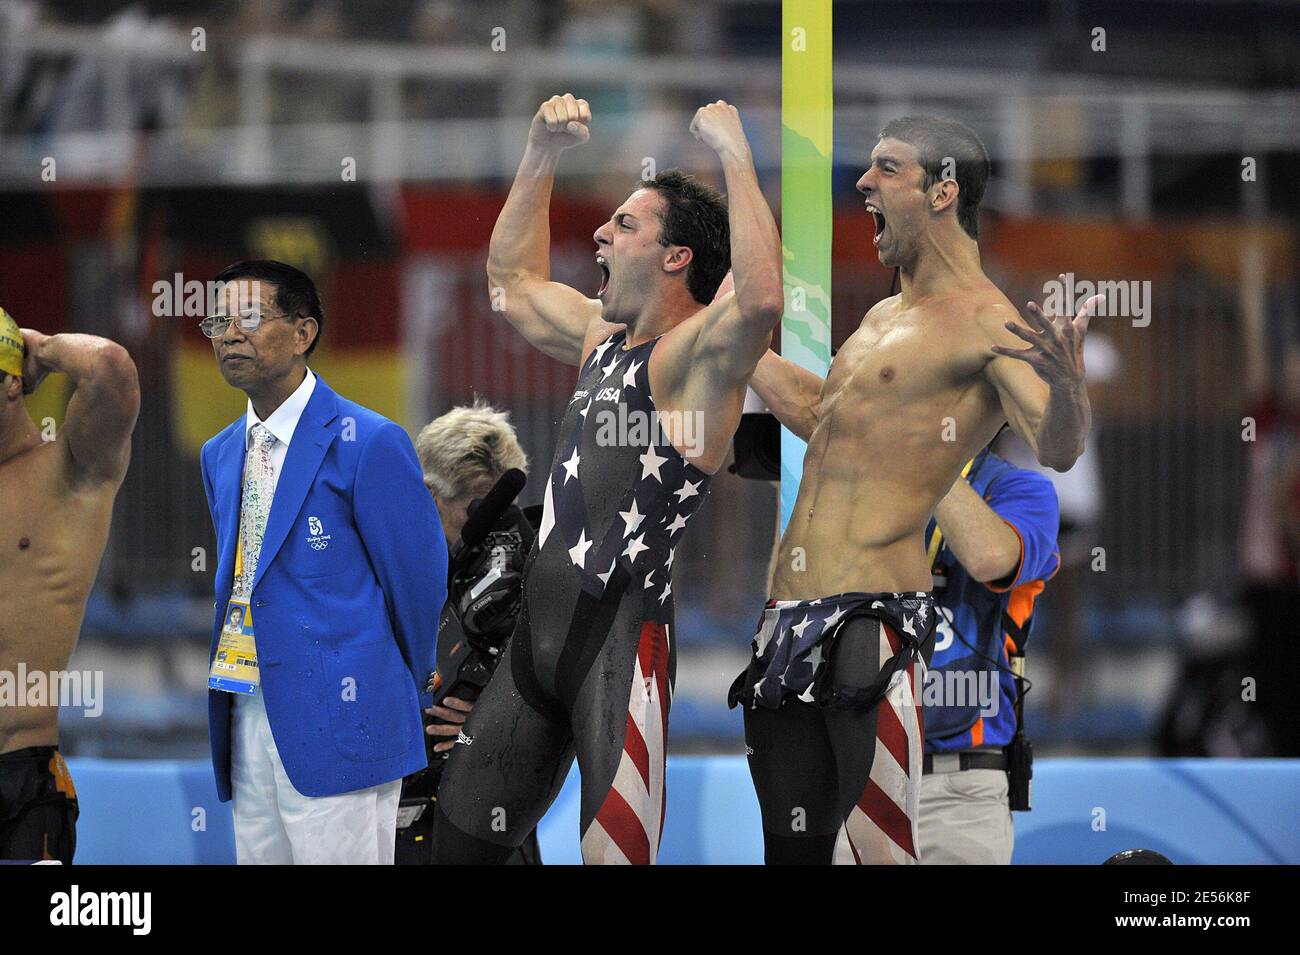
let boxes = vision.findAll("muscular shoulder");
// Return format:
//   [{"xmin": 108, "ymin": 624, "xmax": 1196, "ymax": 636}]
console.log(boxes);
[
  {"xmin": 869, "ymin": 292, "xmax": 903, "ymax": 317},
  {"xmin": 967, "ymin": 287, "xmax": 1022, "ymax": 340},
  {"xmin": 858, "ymin": 293, "xmax": 902, "ymax": 327}
]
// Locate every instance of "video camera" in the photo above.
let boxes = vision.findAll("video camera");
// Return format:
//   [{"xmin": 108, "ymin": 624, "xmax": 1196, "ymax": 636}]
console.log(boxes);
[{"xmin": 395, "ymin": 469, "xmax": 538, "ymax": 863}]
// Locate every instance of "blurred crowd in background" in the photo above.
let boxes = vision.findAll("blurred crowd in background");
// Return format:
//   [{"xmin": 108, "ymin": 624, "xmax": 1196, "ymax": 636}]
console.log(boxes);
[{"xmin": 1, "ymin": 0, "xmax": 1297, "ymax": 759}]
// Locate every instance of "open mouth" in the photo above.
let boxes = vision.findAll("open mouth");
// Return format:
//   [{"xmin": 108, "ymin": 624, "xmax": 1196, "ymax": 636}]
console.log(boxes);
[
  {"xmin": 866, "ymin": 203, "xmax": 886, "ymax": 246},
  {"xmin": 596, "ymin": 254, "xmax": 611, "ymax": 297}
]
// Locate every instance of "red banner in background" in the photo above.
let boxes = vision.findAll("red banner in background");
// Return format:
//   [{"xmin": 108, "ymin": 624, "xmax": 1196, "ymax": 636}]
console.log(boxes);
[{"xmin": 7, "ymin": 184, "xmax": 1293, "ymax": 452}]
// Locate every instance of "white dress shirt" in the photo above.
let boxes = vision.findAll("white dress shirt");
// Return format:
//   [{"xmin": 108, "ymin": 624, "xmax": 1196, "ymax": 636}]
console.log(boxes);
[{"xmin": 242, "ymin": 368, "xmax": 316, "ymax": 493}]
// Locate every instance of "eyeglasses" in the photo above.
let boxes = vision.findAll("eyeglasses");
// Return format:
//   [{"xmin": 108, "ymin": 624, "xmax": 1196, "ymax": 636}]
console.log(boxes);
[{"xmin": 201, "ymin": 307, "xmax": 268, "ymax": 339}]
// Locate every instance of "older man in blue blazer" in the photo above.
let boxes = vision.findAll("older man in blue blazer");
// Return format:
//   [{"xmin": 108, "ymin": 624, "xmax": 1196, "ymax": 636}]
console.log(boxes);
[{"xmin": 199, "ymin": 260, "xmax": 447, "ymax": 864}]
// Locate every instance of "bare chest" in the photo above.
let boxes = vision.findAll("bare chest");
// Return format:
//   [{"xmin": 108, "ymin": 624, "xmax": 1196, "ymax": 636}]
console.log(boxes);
[
  {"xmin": 0, "ymin": 447, "xmax": 111, "ymax": 581},
  {"xmin": 827, "ymin": 312, "xmax": 956, "ymax": 408}
]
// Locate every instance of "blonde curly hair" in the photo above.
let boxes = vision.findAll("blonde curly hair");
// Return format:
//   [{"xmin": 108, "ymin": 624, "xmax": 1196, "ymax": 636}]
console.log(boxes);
[{"xmin": 415, "ymin": 399, "xmax": 529, "ymax": 502}]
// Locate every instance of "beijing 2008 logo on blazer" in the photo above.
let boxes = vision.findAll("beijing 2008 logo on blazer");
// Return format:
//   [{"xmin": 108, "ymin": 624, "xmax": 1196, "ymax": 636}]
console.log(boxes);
[{"xmin": 306, "ymin": 515, "xmax": 331, "ymax": 551}]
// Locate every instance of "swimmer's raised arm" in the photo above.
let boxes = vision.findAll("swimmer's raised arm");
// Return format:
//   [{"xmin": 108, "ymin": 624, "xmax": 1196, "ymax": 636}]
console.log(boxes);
[
  {"xmin": 486, "ymin": 93, "xmax": 604, "ymax": 366},
  {"xmin": 675, "ymin": 102, "xmax": 784, "ymax": 384},
  {"xmin": 984, "ymin": 285, "xmax": 1098, "ymax": 472},
  {"xmin": 20, "ymin": 328, "xmax": 139, "ymax": 485}
]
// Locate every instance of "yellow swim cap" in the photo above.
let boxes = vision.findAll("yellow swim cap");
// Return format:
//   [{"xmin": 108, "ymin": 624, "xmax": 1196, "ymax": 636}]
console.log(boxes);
[{"xmin": 0, "ymin": 307, "xmax": 24, "ymax": 379}]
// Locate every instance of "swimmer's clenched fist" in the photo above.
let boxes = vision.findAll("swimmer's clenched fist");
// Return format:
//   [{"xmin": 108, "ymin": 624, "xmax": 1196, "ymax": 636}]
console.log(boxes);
[
  {"xmin": 689, "ymin": 100, "xmax": 749, "ymax": 160},
  {"xmin": 529, "ymin": 93, "xmax": 592, "ymax": 151}
]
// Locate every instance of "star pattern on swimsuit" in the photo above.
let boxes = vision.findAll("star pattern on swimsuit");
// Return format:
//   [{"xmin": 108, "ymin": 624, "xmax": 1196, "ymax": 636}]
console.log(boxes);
[
  {"xmin": 619, "ymin": 497, "xmax": 645, "ymax": 537},
  {"xmin": 673, "ymin": 478, "xmax": 701, "ymax": 503},
  {"xmin": 568, "ymin": 529, "xmax": 593, "ymax": 568},
  {"xmin": 623, "ymin": 533, "xmax": 649, "ymax": 562},
  {"xmin": 745, "ymin": 593, "xmax": 939, "ymax": 711},
  {"xmin": 639, "ymin": 444, "xmax": 668, "ymax": 482},
  {"xmin": 562, "ymin": 447, "xmax": 581, "ymax": 484},
  {"xmin": 543, "ymin": 329, "xmax": 711, "ymax": 615},
  {"xmin": 590, "ymin": 337, "xmax": 614, "ymax": 367},
  {"xmin": 596, "ymin": 559, "xmax": 616, "ymax": 587}
]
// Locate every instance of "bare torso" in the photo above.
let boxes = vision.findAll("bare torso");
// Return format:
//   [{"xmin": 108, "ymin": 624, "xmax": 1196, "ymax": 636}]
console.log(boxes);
[
  {"xmin": 0, "ymin": 439, "xmax": 119, "ymax": 752},
  {"xmin": 770, "ymin": 285, "xmax": 1015, "ymax": 599}
]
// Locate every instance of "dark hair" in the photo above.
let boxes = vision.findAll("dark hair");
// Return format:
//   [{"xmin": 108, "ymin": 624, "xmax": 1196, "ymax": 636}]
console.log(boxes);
[
  {"xmin": 637, "ymin": 169, "xmax": 730, "ymax": 304},
  {"xmin": 212, "ymin": 259, "xmax": 325, "ymax": 357},
  {"xmin": 879, "ymin": 115, "xmax": 990, "ymax": 240}
]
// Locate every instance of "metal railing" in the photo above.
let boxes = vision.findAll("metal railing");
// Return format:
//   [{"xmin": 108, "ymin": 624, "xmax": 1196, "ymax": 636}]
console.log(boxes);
[{"xmin": 3, "ymin": 23, "xmax": 1298, "ymax": 219}]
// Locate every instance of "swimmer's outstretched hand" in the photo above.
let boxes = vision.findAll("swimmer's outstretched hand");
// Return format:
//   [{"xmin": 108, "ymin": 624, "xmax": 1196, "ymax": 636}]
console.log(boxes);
[
  {"xmin": 689, "ymin": 100, "xmax": 749, "ymax": 161},
  {"xmin": 992, "ymin": 278, "xmax": 1101, "ymax": 390},
  {"xmin": 528, "ymin": 93, "xmax": 591, "ymax": 152}
]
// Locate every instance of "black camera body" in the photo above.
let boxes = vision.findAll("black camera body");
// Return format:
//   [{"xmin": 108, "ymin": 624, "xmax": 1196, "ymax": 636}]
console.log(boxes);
[
  {"xmin": 428, "ymin": 509, "xmax": 534, "ymax": 709},
  {"xmin": 395, "ymin": 500, "xmax": 538, "ymax": 863}
]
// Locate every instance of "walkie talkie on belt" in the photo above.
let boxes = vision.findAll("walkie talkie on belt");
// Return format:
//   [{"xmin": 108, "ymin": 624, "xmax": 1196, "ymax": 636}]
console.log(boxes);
[{"xmin": 1002, "ymin": 608, "xmax": 1034, "ymax": 812}]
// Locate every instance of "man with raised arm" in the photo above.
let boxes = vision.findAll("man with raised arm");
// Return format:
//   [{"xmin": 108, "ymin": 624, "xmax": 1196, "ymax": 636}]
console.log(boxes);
[
  {"xmin": 0, "ymin": 308, "xmax": 139, "ymax": 863},
  {"xmin": 736, "ymin": 116, "xmax": 1096, "ymax": 865},
  {"xmin": 430, "ymin": 93, "xmax": 783, "ymax": 864}
]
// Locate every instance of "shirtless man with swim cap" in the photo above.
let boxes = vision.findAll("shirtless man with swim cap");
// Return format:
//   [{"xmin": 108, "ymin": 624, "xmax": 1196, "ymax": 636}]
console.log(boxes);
[
  {"xmin": 0, "ymin": 308, "xmax": 139, "ymax": 862},
  {"xmin": 736, "ymin": 115, "xmax": 1098, "ymax": 864}
]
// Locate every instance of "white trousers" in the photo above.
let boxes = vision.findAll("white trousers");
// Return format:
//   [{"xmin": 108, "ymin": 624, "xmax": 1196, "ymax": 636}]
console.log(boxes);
[
  {"xmin": 834, "ymin": 768, "xmax": 1014, "ymax": 864},
  {"xmin": 231, "ymin": 690, "xmax": 401, "ymax": 865},
  {"xmin": 916, "ymin": 768, "xmax": 1014, "ymax": 864}
]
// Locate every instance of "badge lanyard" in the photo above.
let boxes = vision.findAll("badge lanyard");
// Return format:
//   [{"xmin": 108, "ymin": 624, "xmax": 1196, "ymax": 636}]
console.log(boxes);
[{"xmin": 209, "ymin": 523, "xmax": 261, "ymax": 694}]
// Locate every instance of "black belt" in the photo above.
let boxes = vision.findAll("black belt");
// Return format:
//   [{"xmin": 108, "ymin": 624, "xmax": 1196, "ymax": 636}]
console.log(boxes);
[{"xmin": 922, "ymin": 751, "xmax": 1008, "ymax": 775}]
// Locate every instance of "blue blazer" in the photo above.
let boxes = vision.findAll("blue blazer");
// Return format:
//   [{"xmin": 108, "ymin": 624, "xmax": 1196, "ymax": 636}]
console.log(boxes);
[{"xmin": 200, "ymin": 376, "xmax": 447, "ymax": 800}]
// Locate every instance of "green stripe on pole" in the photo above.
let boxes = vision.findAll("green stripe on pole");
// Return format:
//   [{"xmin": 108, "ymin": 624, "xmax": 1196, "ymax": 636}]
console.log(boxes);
[{"xmin": 780, "ymin": 0, "xmax": 833, "ymax": 529}]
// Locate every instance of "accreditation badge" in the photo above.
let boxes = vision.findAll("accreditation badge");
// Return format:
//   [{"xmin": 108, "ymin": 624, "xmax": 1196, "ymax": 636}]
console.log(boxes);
[{"xmin": 208, "ymin": 597, "xmax": 261, "ymax": 694}]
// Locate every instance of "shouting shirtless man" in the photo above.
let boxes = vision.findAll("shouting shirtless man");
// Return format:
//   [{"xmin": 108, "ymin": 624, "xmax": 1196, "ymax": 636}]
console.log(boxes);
[
  {"xmin": 430, "ymin": 94, "xmax": 783, "ymax": 864},
  {"xmin": 0, "ymin": 308, "xmax": 139, "ymax": 862},
  {"xmin": 735, "ymin": 115, "xmax": 1096, "ymax": 864}
]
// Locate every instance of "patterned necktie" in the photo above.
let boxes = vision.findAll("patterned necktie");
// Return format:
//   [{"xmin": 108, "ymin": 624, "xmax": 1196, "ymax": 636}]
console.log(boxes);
[{"xmin": 233, "ymin": 423, "xmax": 278, "ymax": 599}]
